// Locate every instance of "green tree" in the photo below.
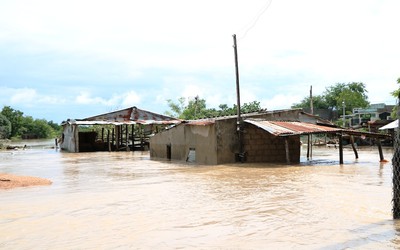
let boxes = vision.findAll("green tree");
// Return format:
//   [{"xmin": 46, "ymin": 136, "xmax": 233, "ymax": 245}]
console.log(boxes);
[
  {"xmin": 291, "ymin": 95, "xmax": 329, "ymax": 109},
  {"xmin": 324, "ymin": 82, "xmax": 369, "ymax": 112},
  {"xmin": 0, "ymin": 114, "xmax": 11, "ymax": 139},
  {"xmin": 165, "ymin": 97, "xmax": 262, "ymax": 120},
  {"xmin": 32, "ymin": 119, "xmax": 54, "ymax": 138},
  {"xmin": 241, "ymin": 101, "xmax": 262, "ymax": 114},
  {"xmin": 181, "ymin": 96, "xmax": 207, "ymax": 119},
  {"xmin": 165, "ymin": 97, "xmax": 186, "ymax": 118},
  {"xmin": 1, "ymin": 106, "xmax": 24, "ymax": 138},
  {"xmin": 391, "ymin": 77, "xmax": 400, "ymax": 98},
  {"xmin": 1, "ymin": 106, "xmax": 61, "ymax": 139},
  {"xmin": 390, "ymin": 77, "xmax": 400, "ymax": 118},
  {"xmin": 19, "ymin": 116, "xmax": 55, "ymax": 138}
]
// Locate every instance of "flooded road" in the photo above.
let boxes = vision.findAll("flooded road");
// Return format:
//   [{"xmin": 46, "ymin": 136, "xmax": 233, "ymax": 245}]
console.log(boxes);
[{"xmin": 0, "ymin": 142, "xmax": 399, "ymax": 249}]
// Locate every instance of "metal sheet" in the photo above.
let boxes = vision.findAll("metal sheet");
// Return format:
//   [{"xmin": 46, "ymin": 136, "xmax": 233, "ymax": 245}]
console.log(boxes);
[
  {"xmin": 379, "ymin": 119, "xmax": 398, "ymax": 130},
  {"xmin": 245, "ymin": 119, "xmax": 342, "ymax": 136},
  {"xmin": 79, "ymin": 106, "xmax": 181, "ymax": 125}
]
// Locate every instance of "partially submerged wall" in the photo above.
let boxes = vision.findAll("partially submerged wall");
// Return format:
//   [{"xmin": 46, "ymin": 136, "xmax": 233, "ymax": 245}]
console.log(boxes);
[
  {"xmin": 215, "ymin": 118, "xmax": 240, "ymax": 164},
  {"xmin": 243, "ymin": 123, "xmax": 301, "ymax": 163},
  {"xmin": 150, "ymin": 124, "xmax": 218, "ymax": 164},
  {"xmin": 60, "ymin": 124, "xmax": 79, "ymax": 152}
]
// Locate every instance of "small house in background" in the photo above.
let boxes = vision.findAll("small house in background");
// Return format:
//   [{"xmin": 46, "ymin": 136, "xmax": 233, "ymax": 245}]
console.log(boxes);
[
  {"xmin": 349, "ymin": 103, "xmax": 395, "ymax": 127},
  {"xmin": 149, "ymin": 109, "xmax": 339, "ymax": 164},
  {"xmin": 60, "ymin": 107, "xmax": 180, "ymax": 152}
]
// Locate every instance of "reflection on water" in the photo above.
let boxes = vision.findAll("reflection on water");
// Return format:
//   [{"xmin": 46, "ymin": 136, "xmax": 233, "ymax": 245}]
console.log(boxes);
[{"xmin": 0, "ymin": 142, "xmax": 399, "ymax": 249}]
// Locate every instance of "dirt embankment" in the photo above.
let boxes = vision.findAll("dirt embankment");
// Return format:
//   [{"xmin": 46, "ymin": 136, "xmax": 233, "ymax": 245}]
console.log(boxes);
[{"xmin": 0, "ymin": 173, "xmax": 52, "ymax": 189}]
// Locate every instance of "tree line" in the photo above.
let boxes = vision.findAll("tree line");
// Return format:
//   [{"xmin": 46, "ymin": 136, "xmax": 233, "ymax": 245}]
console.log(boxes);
[
  {"xmin": 0, "ymin": 106, "xmax": 61, "ymax": 140},
  {"xmin": 165, "ymin": 97, "xmax": 262, "ymax": 120},
  {"xmin": 291, "ymin": 82, "xmax": 369, "ymax": 112},
  {"xmin": 165, "ymin": 79, "xmax": 400, "ymax": 122}
]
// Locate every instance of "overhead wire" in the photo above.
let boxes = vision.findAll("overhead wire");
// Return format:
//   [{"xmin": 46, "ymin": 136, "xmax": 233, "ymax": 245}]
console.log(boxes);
[{"xmin": 237, "ymin": 0, "xmax": 273, "ymax": 40}]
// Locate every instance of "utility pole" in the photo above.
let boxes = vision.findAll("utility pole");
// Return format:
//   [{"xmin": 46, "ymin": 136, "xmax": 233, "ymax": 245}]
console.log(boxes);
[
  {"xmin": 310, "ymin": 85, "xmax": 314, "ymax": 115},
  {"xmin": 307, "ymin": 85, "xmax": 313, "ymax": 159},
  {"xmin": 233, "ymin": 34, "xmax": 243, "ymax": 162},
  {"xmin": 342, "ymin": 101, "xmax": 346, "ymax": 127}
]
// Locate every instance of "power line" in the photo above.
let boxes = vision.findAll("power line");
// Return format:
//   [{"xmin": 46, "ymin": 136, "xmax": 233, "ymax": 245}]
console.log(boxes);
[{"xmin": 237, "ymin": 0, "xmax": 273, "ymax": 40}]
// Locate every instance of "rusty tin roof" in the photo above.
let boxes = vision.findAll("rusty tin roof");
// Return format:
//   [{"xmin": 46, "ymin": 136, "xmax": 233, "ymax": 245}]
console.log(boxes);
[
  {"xmin": 245, "ymin": 119, "xmax": 342, "ymax": 136},
  {"xmin": 79, "ymin": 106, "xmax": 181, "ymax": 125}
]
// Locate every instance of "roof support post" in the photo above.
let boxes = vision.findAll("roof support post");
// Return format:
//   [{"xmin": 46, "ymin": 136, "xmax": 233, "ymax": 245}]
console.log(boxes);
[
  {"xmin": 126, "ymin": 124, "xmax": 130, "ymax": 152},
  {"xmin": 350, "ymin": 135, "xmax": 359, "ymax": 159},
  {"xmin": 107, "ymin": 129, "xmax": 111, "ymax": 152},
  {"xmin": 112, "ymin": 127, "xmax": 115, "ymax": 151},
  {"xmin": 377, "ymin": 138, "xmax": 384, "ymax": 162},
  {"xmin": 115, "ymin": 125, "xmax": 120, "ymax": 151},
  {"xmin": 306, "ymin": 134, "xmax": 313, "ymax": 159},
  {"xmin": 285, "ymin": 137, "xmax": 290, "ymax": 164},
  {"xmin": 339, "ymin": 133, "xmax": 344, "ymax": 164}
]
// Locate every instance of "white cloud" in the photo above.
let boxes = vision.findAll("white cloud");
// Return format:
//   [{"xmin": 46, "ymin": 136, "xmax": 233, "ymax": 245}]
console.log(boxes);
[
  {"xmin": 261, "ymin": 93, "xmax": 303, "ymax": 111},
  {"xmin": 1, "ymin": 87, "xmax": 65, "ymax": 107},
  {"xmin": 10, "ymin": 88, "xmax": 37, "ymax": 104},
  {"xmin": 75, "ymin": 90, "xmax": 142, "ymax": 108},
  {"xmin": 1, "ymin": 0, "xmax": 399, "ymax": 122},
  {"xmin": 121, "ymin": 91, "xmax": 141, "ymax": 107}
]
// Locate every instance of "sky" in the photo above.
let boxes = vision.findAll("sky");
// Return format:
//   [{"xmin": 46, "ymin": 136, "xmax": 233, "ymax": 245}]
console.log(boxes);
[{"xmin": 0, "ymin": 0, "xmax": 399, "ymax": 123}]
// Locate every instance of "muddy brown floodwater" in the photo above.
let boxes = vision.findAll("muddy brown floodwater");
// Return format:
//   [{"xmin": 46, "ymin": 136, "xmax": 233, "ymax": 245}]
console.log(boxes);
[{"xmin": 0, "ymin": 140, "xmax": 400, "ymax": 249}]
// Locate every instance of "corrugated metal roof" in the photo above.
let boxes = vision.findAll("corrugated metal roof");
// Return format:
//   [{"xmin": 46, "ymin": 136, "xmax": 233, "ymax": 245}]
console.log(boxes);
[
  {"xmin": 80, "ymin": 106, "xmax": 181, "ymax": 125},
  {"xmin": 245, "ymin": 119, "xmax": 342, "ymax": 136}
]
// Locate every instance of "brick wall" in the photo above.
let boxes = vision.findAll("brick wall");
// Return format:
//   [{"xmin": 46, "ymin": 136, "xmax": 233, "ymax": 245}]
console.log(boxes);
[{"xmin": 243, "ymin": 124, "xmax": 301, "ymax": 163}]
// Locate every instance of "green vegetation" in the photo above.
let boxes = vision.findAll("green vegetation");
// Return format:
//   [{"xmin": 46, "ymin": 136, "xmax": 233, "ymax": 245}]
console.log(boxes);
[
  {"xmin": 292, "ymin": 82, "xmax": 369, "ymax": 113},
  {"xmin": 0, "ymin": 106, "xmax": 62, "ymax": 140},
  {"xmin": 391, "ymin": 77, "xmax": 400, "ymax": 119},
  {"xmin": 165, "ymin": 96, "xmax": 262, "ymax": 120}
]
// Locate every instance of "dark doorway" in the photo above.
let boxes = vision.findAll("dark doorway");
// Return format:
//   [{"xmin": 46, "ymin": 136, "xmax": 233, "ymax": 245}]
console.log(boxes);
[{"xmin": 166, "ymin": 144, "xmax": 171, "ymax": 160}]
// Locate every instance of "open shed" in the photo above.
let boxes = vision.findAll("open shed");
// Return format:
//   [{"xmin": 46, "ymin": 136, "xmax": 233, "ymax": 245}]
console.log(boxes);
[{"xmin": 60, "ymin": 106, "xmax": 180, "ymax": 152}]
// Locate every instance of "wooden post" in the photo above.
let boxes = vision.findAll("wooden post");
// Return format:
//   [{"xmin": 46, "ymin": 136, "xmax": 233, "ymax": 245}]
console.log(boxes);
[
  {"xmin": 131, "ymin": 124, "xmax": 135, "ymax": 151},
  {"xmin": 339, "ymin": 133, "xmax": 344, "ymax": 164},
  {"xmin": 376, "ymin": 138, "xmax": 384, "ymax": 162},
  {"xmin": 115, "ymin": 125, "xmax": 120, "ymax": 151},
  {"xmin": 350, "ymin": 135, "xmax": 359, "ymax": 159},
  {"xmin": 112, "ymin": 128, "xmax": 115, "ymax": 151},
  {"xmin": 307, "ymin": 134, "xmax": 310, "ymax": 160},
  {"xmin": 126, "ymin": 125, "xmax": 129, "ymax": 152},
  {"xmin": 285, "ymin": 137, "xmax": 290, "ymax": 164},
  {"xmin": 107, "ymin": 129, "xmax": 111, "ymax": 152},
  {"xmin": 101, "ymin": 127, "xmax": 104, "ymax": 142}
]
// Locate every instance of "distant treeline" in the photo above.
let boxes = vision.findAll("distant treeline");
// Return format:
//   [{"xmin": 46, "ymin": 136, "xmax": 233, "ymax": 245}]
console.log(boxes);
[{"xmin": 0, "ymin": 106, "xmax": 61, "ymax": 140}]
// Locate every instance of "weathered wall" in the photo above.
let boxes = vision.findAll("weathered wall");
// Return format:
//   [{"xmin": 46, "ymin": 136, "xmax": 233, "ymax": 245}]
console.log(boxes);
[
  {"xmin": 243, "ymin": 123, "xmax": 301, "ymax": 163},
  {"xmin": 60, "ymin": 124, "xmax": 79, "ymax": 152},
  {"xmin": 149, "ymin": 124, "xmax": 218, "ymax": 164},
  {"xmin": 215, "ymin": 118, "xmax": 240, "ymax": 164}
]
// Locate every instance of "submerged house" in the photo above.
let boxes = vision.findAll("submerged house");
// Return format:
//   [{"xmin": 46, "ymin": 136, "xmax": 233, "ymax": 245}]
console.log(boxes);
[
  {"xmin": 150, "ymin": 109, "xmax": 342, "ymax": 164},
  {"xmin": 150, "ymin": 108, "xmax": 390, "ymax": 165},
  {"xmin": 60, "ymin": 107, "xmax": 180, "ymax": 152}
]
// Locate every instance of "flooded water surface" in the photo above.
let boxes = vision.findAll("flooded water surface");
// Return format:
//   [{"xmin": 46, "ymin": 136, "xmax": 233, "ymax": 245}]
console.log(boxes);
[{"xmin": 1, "ymin": 142, "xmax": 399, "ymax": 249}]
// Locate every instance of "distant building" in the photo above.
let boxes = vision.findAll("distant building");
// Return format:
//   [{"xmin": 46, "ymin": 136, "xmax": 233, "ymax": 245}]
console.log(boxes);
[{"xmin": 351, "ymin": 103, "xmax": 394, "ymax": 127}]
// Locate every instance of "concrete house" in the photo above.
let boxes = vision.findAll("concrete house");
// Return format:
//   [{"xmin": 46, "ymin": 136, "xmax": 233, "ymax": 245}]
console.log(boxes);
[{"xmin": 149, "ymin": 109, "xmax": 339, "ymax": 165}]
